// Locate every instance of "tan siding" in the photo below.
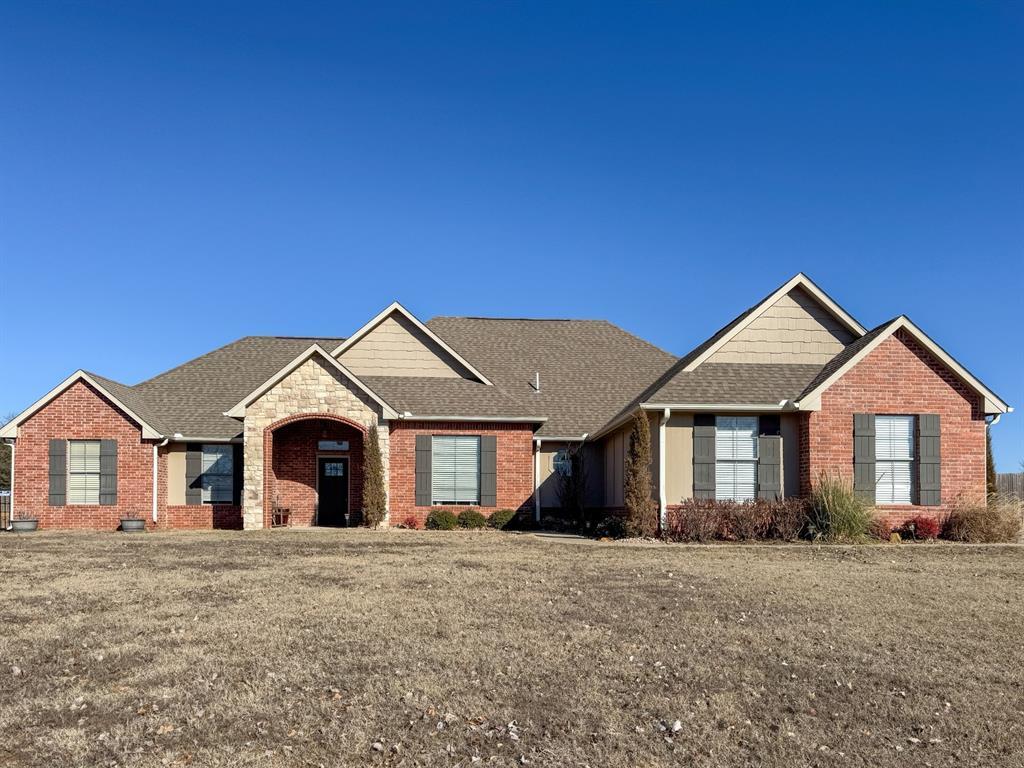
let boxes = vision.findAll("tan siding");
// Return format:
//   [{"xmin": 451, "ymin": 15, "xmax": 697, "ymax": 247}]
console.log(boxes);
[
  {"xmin": 665, "ymin": 413, "xmax": 694, "ymax": 504},
  {"xmin": 602, "ymin": 426, "xmax": 628, "ymax": 507},
  {"xmin": 166, "ymin": 443, "xmax": 186, "ymax": 506},
  {"xmin": 708, "ymin": 286, "xmax": 855, "ymax": 364},
  {"xmin": 537, "ymin": 441, "xmax": 567, "ymax": 508},
  {"xmin": 339, "ymin": 313, "xmax": 471, "ymax": 378},
  {"xmin": 780, "ymin": 413, "xmax": 800, "ymax": 498}
]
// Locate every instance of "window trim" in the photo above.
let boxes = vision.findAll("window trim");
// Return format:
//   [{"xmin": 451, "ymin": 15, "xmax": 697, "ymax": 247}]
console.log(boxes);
[
  {"xmin": 714, "ymin": 415, "xmax": 759, "ymax": 502},
  {"xmin": 430, "ymin": 434, "xmax": 481, "ymax": 506},
  {"xmin": 67, "ymin": 439, "xmax": 101, "ymax": 506},
  {"xmin": 874, "ymin": 414, "xmax": 915, "ymax": 506}
]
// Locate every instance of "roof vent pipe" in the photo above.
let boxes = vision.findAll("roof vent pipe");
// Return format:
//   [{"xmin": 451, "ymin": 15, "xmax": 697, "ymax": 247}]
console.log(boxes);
[{"xmin": 533, "ymin": 372, "xmax": 540, "ymax": 392}]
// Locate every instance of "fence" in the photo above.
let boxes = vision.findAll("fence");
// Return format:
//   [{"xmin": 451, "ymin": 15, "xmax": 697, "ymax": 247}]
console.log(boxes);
[
  {"xmin": 997, "ymin": 473, "xmax": 1024, "ymax": 500},
  {"xmin": 0, "ymin": 491, "xmax": 9, "ymax": 530}
]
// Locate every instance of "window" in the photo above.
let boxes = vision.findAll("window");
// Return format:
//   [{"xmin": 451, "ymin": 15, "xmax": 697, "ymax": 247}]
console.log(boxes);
[
  {"xmin": 875, "ymin": 415, "xmax": 914, "ymax": 505},
  {"xmin": 431, "ymin": 436, "xmax": 480, "ymax": 505},
  {"xmin": 553, "ymin": 449, "xmax": 572, "ymax": 478},
  {"xmin": 68, "ymin": 440, "xmax": 101, "ymax": 504},
  {"xmin": 200, "ymin": 444, "xmax": 233, "ymax": 504},
  {"xmin": 715, "ymin": 416, "xmax": 758, "ymax": 501}
]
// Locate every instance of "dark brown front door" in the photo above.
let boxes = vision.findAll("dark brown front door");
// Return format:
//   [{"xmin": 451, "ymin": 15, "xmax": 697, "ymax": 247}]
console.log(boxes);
[{"xmin": 317, "ymin": 457, "xmax": 349, "ymax": 527}]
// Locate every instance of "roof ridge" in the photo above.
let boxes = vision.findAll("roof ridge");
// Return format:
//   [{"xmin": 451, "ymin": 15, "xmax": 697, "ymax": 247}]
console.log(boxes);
[{"xmin": 430, "ymin": 315, "xmax": 608, "ymax": 323}]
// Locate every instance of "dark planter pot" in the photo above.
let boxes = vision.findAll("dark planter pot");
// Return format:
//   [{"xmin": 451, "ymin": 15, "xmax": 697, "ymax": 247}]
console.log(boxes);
[
  {"xmin": 120, "ymin": 518, "xmax": 146, "ymax": 533},
  {"xmin": 11, "ymin": 519, "xmax": 39, "ymax": 533}
]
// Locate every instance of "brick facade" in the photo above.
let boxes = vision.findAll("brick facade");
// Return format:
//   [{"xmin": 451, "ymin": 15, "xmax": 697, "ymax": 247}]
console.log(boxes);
[
  {"xmin": 12, "ymin": 380, "xmax": 157, "ymax": 530},
  {"xmin": 388, "ymin": 421, "xmax": 535, "ymax": 528},
  {"xmin": 800, "ymin": 329, "xmax": 987, "ymax": 530}
]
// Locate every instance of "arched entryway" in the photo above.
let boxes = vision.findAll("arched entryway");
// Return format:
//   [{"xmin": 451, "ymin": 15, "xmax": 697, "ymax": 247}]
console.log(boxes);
[{"xmin": 262, "ymin": 414, "xmax": 367, "ymax": 528}]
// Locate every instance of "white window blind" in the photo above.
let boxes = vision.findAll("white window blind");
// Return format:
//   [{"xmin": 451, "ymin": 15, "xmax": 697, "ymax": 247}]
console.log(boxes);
[
  {"xmin": 875, "ymin": 415, "xmax": 914, "ymax": 505},
  {"xmin": 68, "ymin": 440, "xmax": 100, "ymax": 505},
  {"xmin": 201, "ymin": 444, "xmax": 233, "ymax": 504},
  {"xmin": 431, "ymin": 436, "xmax": 480, "ymax": 505},
  {"xmin": 715, "ymin": 416, "xmax": 758, "ymax": 501}
]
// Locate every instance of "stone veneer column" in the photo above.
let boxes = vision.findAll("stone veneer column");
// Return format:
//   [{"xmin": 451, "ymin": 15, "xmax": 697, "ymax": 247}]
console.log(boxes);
[{"xmin": 240, "ymin": 355, "xmax": 390, "ymax": 530}]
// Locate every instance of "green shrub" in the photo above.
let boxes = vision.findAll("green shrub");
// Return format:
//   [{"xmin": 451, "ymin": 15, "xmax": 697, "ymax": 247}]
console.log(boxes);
[
  {"xmin": 807, "ymin": 473, "xmax": 874, "ymax": 542},
  {"xmin": 457, "ymin": 509, "xmax": 487, "ymax": 529},
  {"xmin": 594, "ymin": 515, "xmax": 626, "ymax": 539},
  {"xmin": 487, "ymin": 509, "xmax": 516, "ymax": 530},
  {"xmin": 425, "ymin": 508, "xmax": 458, "ymax": 530},
  {"xmin": 943, "ymin": 494, "xmax": 1022, "ymax": 543},
  {"xmin": 361, "ymin": 425, "xmax": 387, "ymax": 527}
]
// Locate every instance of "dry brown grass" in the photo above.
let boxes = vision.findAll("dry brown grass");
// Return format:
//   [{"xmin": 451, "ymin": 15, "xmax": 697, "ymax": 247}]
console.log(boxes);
[{"xmin": 1, "ymin": 530, "xmax": 1022, "ymax": 767}]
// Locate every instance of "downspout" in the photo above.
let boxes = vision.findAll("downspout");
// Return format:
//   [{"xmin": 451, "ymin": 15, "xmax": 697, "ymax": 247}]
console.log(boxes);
[
  {"xmin": 658, "ymin": 408, "xmax": 670, "ymax": 533},
  {"xmin": 152, "ymin": 438, "xmax": 169, "ymax": 524},
  {"xmin": 533, "ymin": 438, "xmax": 542, "ymax": 523}
]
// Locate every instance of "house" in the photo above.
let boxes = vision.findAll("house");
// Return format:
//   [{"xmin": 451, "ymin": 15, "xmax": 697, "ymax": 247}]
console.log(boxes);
[{"xmin": 1, "ymin": 274, "xmax": 1011, "ymax": 532}]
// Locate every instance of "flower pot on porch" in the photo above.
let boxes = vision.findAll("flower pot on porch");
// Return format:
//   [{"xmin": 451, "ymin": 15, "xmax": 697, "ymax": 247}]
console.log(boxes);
[
  {"xmin": 11, "ymin": 519, "xmax": 39, "ymax": 533},
  {"xmin": 120, "ymin": 517, "xmax": 146, "ymax": 533}
]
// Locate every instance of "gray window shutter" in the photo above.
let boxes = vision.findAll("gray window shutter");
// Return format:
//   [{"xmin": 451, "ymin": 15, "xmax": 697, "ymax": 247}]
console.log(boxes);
[
  {"xmin": 48, "ymin": 439, "xmax": 66, "ymax": 506},
  {"xmin": 185, "ymin": 446, "xmax": 203, "ymax": 506},
  {"xmin": 99, "ymin": 439, "xmax": 118, "ymax": 505},
  {"xmin": 853, "ymin": 414, "xmax": 876, "ymax": 502},
  {"xmin": 917, "ymin": 414, "xmax": 940, "ymax": 506},
  {"xmin": 758, "ymin": 436, "xmax": 781, "ymax": 500},
  {"xmin": 693, "ymin": 414, "xmax": 716, "ymax": 499},
  {"xmin": 232, "ymin": 443, "xmax": 243, "ymax": 506},
  {"xmin": 415, "ymin": 435, "xmax": 432, "ymax": 506},
  {"xmin": 480, "ymin": 435, "xmax": 497, "ymax": 507}
]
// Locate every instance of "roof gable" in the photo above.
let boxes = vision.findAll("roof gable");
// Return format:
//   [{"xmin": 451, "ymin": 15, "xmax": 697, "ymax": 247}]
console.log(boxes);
[
  {"xmin": 682, "ymin": 273, "xmax": 866, "ymax": 372},
  {"xmin": 332, "ymin": 302, "xmax": 492, "ymax": 385},
  {"xmin": 796, "ymin": 316, "xmax": 1010, "ymax": 415}
]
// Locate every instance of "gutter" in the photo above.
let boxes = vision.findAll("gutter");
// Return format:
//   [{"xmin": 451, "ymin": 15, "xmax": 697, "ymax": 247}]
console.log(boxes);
[
  {"xmin": 152, "ymin": 438, "xmax": 169, "ymax": 523},
  {"xmin": 658, "ymin": 409, "xmax": 670, "ymax": 532},
  {"xmin": 396, "ymin": 413, "xmax": 548, "ymax": 424},
  {"xmin": 2, "ymin": 438, "xmax": 13, "ymax": 530}
]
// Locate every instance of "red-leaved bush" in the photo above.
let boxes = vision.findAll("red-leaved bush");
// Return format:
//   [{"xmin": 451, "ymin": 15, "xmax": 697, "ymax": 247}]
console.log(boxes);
[
  {"xmin": 903, "ymin": 515, "xmax": 940, "ymax": 540},
  {"xmin": 664, "ymin": 498, "xmax": 809, "ymax": 542}
]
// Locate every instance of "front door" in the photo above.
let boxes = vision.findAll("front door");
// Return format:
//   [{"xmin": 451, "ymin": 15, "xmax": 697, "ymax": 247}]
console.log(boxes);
[{"xmin": 317, "ymin": 457, "xmax": 349, "ymax": 527}]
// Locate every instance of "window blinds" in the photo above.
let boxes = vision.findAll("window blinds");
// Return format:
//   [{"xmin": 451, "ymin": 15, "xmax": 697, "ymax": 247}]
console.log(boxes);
[
  {"xmin": 68, "ymin": 440, "xmax": 101, "ymax": 504},
  {"xmin": 715, "ymin": 416, "xmax": 758, "ymax": 501},
  {"xmin": 431, "ymin": 436, "xmax": 480, "ymax": 505},
  {"xmin": 875, "ymin": 415, "xmax": 914, "ymax": 504}
]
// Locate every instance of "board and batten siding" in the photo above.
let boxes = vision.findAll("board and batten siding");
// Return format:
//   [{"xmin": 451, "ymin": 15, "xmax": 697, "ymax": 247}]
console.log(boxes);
[
  {"xmin": 339, "ymin": 313, "xmax": 472, "ymax": 379},
  {"xmin": 707, "ymin": 286, "xmax": 855, "ymax": 365},
  {"xmin": 600, "ymin": 414, "xmax": 658, "ymax": 508}
]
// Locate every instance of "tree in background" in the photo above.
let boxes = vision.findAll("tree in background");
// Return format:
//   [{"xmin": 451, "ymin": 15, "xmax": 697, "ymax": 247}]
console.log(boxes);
[
  {"xmin": 986, "ymin": 426, "xmax": 998, "ymax": 496},
  {"xmin": 362, "ymin": 425, "xmax": 387, "ymax": 527},
  {"xmin": 0, "ymin": 412, "xmax": 15, "ymax": 491},
  {"xmin": 623, "ymin": 410, "xmax": 657, "ymax": 537},
  {"xmin": 556, "ymin": 443, "xmax": 588, "ymax": 530}
]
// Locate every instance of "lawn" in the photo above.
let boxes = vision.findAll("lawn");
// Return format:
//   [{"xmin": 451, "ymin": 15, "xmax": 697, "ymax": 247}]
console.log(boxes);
[{"xmin": 1, "ymin": 531, "xmax": 1022, "ymax": 767}]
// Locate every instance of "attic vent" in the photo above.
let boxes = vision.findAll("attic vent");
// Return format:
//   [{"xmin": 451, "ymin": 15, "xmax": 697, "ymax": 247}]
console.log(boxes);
[{"xmin": 531, "ymin": 372, "xmax": 541, "ymax": 392}]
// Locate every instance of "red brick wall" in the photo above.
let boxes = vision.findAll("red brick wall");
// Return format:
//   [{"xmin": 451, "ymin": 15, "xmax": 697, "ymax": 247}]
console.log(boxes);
[
  {"xmin": 265, "ymin": 419, "xmax": 365, "ymax": 527},
  {"xmin": 389, "ymin": 421, "xmax": 535, "ymax": 528},
  {"xmin": 800, "ymin": 329, "xmax": 986, "ymax": 530},
  {"xmin": 12, "ymin": 380, "xmax": 157, "ymax": 530}
]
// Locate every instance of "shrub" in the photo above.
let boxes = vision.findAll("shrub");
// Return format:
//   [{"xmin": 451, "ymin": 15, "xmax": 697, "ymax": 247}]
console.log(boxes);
[
  {"xmin": 725, "ymin": 499, "xmax": 773, "ymax": 541},
  {"xmin": 664, "ymin": 499, "xmax": 723, "ymax": 542},
  {"xmin": 623, "ymin": 410, "xmax": 658, "ymax": 537},
  {"xmin": 943, "ymin": 494, "xmax": 1022, "ymax": 543},
  {"xmin": 769, "ymin": 498, "xmax": 810, "ymax": 541},
  {"xmin": 807, "ymin": 473, "xmax": 874, "ymax": 542},
  {"xmin": 362, "ymin": 425, "xmax": 387, "ymax": 527},
  {"xmin": 457, "ymin": 509, "xmax": 487, "ymax": 529},
  {"xmin": 425, "ymin": 509, "xmax": 458, "ymax": 530},
  {"xmin": 487, "ymin": 509, "xmax": 516, "ymax": 530},
  {"xmin": 867, "ymin": 518, "xmax": 892, "ymax": 542},
  {"xmin": 594, "ymin": 515, "xmax": 626, "ymax": 539},
  {"xmin": 400, "ymin": 515, "xmax": 419, "ymax": 530},
  {"xmin": 902, "ymin": 515, "xmax": 940, "ymax": 540}
]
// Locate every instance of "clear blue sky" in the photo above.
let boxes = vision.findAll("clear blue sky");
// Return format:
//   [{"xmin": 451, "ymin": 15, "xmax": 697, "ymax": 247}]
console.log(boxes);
[{"xmin": 1, "ymin": 2, "xmax": 1021, "ymax": 467}]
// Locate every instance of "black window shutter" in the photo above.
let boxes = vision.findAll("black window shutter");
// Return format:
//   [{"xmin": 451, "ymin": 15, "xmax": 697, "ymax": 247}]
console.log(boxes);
[
  {"xmin": 758, "ymin": 436, "xmax": 782, "ymax": 500},
  {"xmin": 232, "ymin": 443, "xmax": 243, "ymax": 506},
  {"xmin": 415, "ymin": 435, "xmax": 432, "ymax": 506},
  {"xmin": 99, "ymin": 440, "xmax": 118, "ymax": 505},
  {"xmin": 185, "ymin": 446, "xmax": 203, "ymax": 506},
  {"xmin": 917, "ymin": 414, "xmax": 941, "ymax": 506},
  {"xmin": 853, "ymin": 414, "xmax": 876, "ymax": 502},
  {"xmin": 48, "ymin": 439, "xmax": 66, "ymax": 506},
  {"xmin": 693, "ymin": 414, "xmax": 716, "ymax": 499},
  {"xmin": 480, "ymin": 435, "xmax": 497, "ymax": 507}
]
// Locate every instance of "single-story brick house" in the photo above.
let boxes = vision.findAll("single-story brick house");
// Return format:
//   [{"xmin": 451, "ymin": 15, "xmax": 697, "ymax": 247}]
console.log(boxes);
[{"xmin": 1, "ymin": 274, "xmax": 1011, "ymax": 532}]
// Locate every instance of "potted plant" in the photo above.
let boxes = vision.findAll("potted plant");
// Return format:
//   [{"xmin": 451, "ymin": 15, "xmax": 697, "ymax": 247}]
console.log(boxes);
[
  {"xmin": 120, "ymin": 515, "xmax": 146, "ymax": 533},
  {"xmin": 11, "ymin": 513, "xmax": 39, "ymax": 533}
]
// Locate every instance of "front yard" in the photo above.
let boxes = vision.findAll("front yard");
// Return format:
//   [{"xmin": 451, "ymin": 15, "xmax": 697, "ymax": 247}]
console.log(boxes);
[{"xmin": 1, "ymin": 530, "xmax": 1022, "ymax": 767}]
